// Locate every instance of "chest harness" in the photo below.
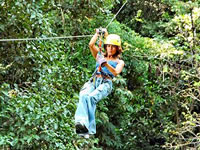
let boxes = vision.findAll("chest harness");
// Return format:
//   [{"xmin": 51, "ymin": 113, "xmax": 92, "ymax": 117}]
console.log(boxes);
[{"xmin": 90, "ymin": 28, "xmax": 113, "ymax": 84}]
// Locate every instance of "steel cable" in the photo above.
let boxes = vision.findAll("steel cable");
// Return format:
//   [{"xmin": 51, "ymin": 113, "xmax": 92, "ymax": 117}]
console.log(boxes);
[{"xmin": 0, "ymin": 1, "xmax": 128, "ymax": 42}]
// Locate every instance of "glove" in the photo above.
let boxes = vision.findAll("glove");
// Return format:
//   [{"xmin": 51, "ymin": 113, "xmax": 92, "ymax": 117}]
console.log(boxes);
[
  {"xmin": 96, "ymin": 53, "xmax": 107, "ymax": 66},
  {"xmin": 96, "ymin": 28, "xmax": 107, "ymax": 36}
]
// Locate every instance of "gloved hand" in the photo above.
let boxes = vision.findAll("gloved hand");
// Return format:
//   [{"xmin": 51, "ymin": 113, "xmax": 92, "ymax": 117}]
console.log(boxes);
[
  {"xmin": 96, "ymin": 53, "xmax": 107, "ymax": 66},
  {"xmin": 96, "ymin": 28, "xmax": 108, "ymax": 37}
]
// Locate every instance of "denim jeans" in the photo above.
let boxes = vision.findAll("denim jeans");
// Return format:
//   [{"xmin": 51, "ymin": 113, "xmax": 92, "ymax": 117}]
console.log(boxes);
[{"xmin": 75, "ymin": 77, "xmax": 113, "ymax": 134}]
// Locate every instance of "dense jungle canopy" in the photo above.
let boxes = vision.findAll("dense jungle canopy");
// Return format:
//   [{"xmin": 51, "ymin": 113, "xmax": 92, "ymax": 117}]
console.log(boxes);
[{"xmin": 0, "ymin": 0, "xmax": 200, "ymax": 149}]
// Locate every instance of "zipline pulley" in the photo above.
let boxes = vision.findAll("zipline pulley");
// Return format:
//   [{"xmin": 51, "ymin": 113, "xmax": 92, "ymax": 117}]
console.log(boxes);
[{"xmin": 97, "ymin": 27, "xmax": 106, "ymax": 37}]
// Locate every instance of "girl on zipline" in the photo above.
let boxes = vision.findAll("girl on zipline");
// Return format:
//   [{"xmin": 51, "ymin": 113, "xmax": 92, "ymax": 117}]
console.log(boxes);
[{"xmin": 75, "ymin": 28, "xmax": 125, "ymax": 138}]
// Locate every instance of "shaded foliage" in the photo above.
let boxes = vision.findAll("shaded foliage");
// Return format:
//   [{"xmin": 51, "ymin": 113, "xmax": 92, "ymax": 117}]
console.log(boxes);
[{"xmin": 0, "ymin": 0, "xmax": 200, "ymax": 150}]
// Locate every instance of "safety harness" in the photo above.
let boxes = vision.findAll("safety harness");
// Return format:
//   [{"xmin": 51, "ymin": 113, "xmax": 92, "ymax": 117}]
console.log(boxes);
[
  {"xmin": 97, "ymin": 28, "xmax": 104, "ymax": 72},
  {"xmin": 90, "ymin": 28, "xmax": 112, "ymax": 85}
]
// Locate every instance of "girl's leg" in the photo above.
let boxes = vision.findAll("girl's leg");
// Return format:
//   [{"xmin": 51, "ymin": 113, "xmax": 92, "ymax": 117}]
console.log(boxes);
[
  {"xmin": 75, "ymin": 81, "xmax": 95, "ymax": 132},
  {"xmin": 87, "ymin": 79, "xmax": 113, "ymax": 134}
]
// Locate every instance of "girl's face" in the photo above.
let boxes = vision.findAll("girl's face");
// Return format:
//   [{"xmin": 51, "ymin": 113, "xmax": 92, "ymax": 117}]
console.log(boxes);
[{"xmin": 106, "ymin": 44, "xmax": 117, "ymax": 57}]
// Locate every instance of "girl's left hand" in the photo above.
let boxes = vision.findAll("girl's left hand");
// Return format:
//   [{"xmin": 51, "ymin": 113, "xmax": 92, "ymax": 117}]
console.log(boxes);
[{"xmin": 104, "ymin": 29, "xmax": 108, "ymax": 37}]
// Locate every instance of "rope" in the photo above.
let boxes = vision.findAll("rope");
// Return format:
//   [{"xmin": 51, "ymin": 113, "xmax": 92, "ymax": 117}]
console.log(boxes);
[
  {"xmin": 0, "ymin": 35, "xmax": 93, "ymax": 42},
  {"xmin": 106, "ymin": 0, "xmax": 128, "ymax": 28},
  {"xmin": 0, "ymin": 1, "xmax": 128, "ymax": 42}
]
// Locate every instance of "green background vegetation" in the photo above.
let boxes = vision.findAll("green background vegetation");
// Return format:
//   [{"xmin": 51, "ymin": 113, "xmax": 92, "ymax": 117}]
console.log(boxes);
[{"xmin": 0, "ymin": 0, "xmax": 200, "ymax": 149}]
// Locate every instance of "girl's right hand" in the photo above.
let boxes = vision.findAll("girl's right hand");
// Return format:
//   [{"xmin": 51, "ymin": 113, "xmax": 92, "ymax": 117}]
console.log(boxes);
[{"xmin": 95, "ymin": 28, "xmax": 100, "ymax": 36}]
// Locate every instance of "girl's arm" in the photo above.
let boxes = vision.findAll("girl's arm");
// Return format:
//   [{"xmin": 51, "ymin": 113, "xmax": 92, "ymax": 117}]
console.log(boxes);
[
  {"xmin": 89, "ymin": 33, "xmax": 99, "ymax": 59},
  {"xmin": 89, "ymin": 29, "xmax": 108, "ymax": 59},
  {"xmin": 104, "ymin": 60, "xmax": 125, "ymax": 77}
]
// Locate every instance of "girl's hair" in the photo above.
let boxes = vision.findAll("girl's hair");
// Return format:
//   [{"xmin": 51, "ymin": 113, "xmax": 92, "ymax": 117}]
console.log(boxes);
[{"xmin": 104, "ymin": 44, "xmax": 122, "ymax": 58}]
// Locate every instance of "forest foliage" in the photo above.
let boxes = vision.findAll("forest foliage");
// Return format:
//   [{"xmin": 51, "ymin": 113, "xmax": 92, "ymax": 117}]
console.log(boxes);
[{"xmin": 0, "ymin": 0, "xmax": 200, "ymax": 149}]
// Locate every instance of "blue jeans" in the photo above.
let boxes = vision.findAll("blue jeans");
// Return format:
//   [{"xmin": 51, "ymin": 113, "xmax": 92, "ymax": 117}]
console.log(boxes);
[{"xmin": 75, "ymin": 77, "xmax": 113, "ymax": 134}]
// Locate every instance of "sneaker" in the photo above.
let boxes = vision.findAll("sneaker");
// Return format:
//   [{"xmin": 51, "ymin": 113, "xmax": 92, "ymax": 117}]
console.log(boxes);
[
  {"xmin": 75, "ymin": 122, "xmax": 88, "ymax": 134},
  {"xmin": 83, "ymin": 134, "xmax": 89, "ymax": 139},
  {"xmin": 78, "ymin": 133, "xmax": 90, "ymax": 139}
]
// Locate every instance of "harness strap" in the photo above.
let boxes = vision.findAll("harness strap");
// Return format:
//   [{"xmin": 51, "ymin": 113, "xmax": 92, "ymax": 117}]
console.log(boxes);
[
  {"xmin": 98, "ymin": 35, "xmax": 103, "ymax": 72},
  {"xmin": 90, "ymin": 30, "xmax": 113, "ymax": 85}
]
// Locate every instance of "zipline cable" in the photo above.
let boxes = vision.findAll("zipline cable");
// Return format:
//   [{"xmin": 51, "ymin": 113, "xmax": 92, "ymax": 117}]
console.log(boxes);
[
  {"xmin": 0, "ymin": 1, "xmax": 128, "ymax": 42},
  {"xmin": 0, "ymin": 35, "xmax": 93, "ymax": 42},
  {"xmin": 106, "ymin": 0, "xmax": 128, "ymax": 28}
]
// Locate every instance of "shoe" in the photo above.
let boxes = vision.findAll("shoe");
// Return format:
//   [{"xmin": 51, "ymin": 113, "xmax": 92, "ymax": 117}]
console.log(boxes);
[
  {"xmin": 75, "ymin": 122, "xmax": 88, "ymax": 134},
  {"xmin": 78, "ymin": 133, "xmax": 90, "ymax": 139},
  {"xmin": 84, "ymin": 134, "xmax": 89, "ymax": 139}
]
